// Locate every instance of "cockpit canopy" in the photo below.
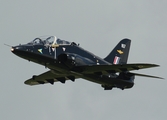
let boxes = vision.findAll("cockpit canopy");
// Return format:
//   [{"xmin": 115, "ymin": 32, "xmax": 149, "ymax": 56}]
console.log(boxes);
[{"xmin": 28, "ymin": 36, "xmax": 72, "ymax": 46}]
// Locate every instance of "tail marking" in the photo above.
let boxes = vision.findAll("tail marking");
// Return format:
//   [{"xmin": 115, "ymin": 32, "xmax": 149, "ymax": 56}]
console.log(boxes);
[{"xmin": 113, "ymin": 56, "xmax": 120, "ymax": 64}]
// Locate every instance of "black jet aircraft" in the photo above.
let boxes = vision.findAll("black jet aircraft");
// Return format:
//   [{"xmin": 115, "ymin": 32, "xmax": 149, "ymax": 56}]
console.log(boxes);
[{"xmin": 11, "ymin": 36, "xmax": 163, "ymax": 90}]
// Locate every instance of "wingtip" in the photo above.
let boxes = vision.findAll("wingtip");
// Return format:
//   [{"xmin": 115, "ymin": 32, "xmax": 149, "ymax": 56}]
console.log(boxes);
[
  {"xmin": 152, "ymin": 64, "xmax": 160, "ymax": 67},
  {"xmin": 24, "ymin": 81, "xmax": 30, "ymax": 85},
  {"xmin": 152, "ymin": 76, "xmax": 164, "ymax": 79},
  {"xmin": 24, "ymin": 80, "xmax": 35, "ymax": 86},
  {"xmin": 158, "ymin": 77, "xmax": 165, "ymax": 79},
  {"xmin": 142, "ymin": 63, "xmax": 160, "ymax": 68}
]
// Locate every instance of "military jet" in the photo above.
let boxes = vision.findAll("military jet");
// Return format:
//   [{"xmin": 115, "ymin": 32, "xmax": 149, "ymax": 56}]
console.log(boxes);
[{"xmin": 11, "ymin": 36, "xmax": 163, "ymax": 90}]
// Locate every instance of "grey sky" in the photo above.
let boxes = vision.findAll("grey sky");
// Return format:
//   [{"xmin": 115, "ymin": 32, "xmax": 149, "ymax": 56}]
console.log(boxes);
[{"xmin": 1, "ymin": 0, "xmax": 166, "ymax": 120}]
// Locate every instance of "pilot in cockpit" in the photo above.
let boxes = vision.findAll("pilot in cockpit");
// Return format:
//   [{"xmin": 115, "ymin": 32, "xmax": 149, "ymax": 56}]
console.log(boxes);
[{"xmin": 29, "ymin": 36, "xmax": 78, "ymax": 47}]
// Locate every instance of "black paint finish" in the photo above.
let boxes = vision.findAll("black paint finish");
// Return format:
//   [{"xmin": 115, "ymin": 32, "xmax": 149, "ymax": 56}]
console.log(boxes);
[{"xmin": 11, "ymin": 36, "xmax": 162, "ymax": 90}]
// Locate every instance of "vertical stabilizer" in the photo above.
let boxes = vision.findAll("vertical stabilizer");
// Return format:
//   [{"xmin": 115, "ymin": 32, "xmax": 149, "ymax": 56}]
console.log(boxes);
[{"xmin": 104, "ymin": 39, "xmax": 131, "ymax": 64}]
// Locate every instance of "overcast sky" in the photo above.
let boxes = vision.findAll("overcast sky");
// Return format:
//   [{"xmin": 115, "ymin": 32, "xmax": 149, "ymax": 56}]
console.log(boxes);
[{"xmin": 1, "ymin": 0, "xmax": 167, "ymax": 120}]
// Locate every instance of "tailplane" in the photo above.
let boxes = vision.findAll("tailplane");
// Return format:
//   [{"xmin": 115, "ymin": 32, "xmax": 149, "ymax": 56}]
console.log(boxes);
[{"xmin": 104, "ymin": 39, "xmax": 131, "ymax": 64}]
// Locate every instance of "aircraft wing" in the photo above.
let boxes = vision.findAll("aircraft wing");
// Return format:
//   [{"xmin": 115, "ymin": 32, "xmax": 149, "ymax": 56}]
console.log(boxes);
[
  {"xmin": 78, "ymin": 63, "xmax": 160, "ymax": 74},
  {"xmin": 24, "ymin": 70, "xmax": 78, "ymax": 86}
]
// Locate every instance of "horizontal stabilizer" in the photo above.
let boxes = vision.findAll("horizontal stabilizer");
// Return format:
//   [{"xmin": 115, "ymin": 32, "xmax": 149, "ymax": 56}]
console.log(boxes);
[{"xmin": 131, "ymin": 72, "xmax": 164, "ymax": 79}]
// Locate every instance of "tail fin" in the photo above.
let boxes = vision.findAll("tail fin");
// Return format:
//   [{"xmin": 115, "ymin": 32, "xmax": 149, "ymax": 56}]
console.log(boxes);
[{"xmin": 104, "ymin": 39, "xmax": 131, "ymax": 64}]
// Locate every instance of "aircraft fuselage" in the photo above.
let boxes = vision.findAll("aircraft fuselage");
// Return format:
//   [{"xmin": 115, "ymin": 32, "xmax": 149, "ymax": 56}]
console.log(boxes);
[{"xmin": 11, "ymin": 36, "xmax": 134, "ymax": 90}]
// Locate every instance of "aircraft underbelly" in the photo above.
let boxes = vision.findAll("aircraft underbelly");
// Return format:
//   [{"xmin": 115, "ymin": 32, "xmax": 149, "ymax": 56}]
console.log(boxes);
[
  {"xmin": 64, "ymin": 70, "xmax": 134, "ymax": 88},
  {"xmin": 46, "ymin": 62, "xmax": 134, "ymax": 88}
]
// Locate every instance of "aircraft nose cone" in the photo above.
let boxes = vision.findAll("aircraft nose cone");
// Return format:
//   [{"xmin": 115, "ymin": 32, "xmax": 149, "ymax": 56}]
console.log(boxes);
[
  {"xmin": 11, "ymin": 47, "xmax": 15, "ymax": 52},
  {"xmin": 10, "ymin": 46, "xmax": 25, "ymax": 53},
  {"xmin": 10, "ymin": 45, "xmax": 28, "ymax": 58}
]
